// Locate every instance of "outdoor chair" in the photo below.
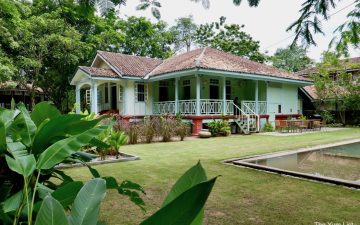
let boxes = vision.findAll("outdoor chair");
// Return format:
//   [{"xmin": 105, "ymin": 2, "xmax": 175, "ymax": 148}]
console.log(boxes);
[
  {"xmin": 299, "ymin": 120, "xmax": 309, "ymax": 132},
  {"xmin": 313, "ymin": 120, "xmax": 321, "ymax": 131}
]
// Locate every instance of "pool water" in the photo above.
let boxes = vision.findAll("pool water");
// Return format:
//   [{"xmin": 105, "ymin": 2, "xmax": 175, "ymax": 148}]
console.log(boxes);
[{"xmin": 231, "ymin": 142, "xmax": 360, "ymax": 187}]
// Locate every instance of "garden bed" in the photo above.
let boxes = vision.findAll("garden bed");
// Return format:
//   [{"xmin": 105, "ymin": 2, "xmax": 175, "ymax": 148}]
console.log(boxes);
[{"xmin": 56, "ymin": 152, "xmax": 139, "ymax": 169}]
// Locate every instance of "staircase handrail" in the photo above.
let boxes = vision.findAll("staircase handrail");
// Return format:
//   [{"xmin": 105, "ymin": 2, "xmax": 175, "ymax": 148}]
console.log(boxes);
[{"xmin": 233, "ymin": 102, "xmax": 260, "ymax": 132}]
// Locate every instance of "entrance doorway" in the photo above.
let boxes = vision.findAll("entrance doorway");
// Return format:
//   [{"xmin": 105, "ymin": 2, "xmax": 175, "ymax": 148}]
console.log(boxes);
[{"xmin": 111, "ymin": 85, "xmax": 117, "ymax": 109}]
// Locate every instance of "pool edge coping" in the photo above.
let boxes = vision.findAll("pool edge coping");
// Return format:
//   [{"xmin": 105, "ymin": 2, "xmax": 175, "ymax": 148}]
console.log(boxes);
[{"xmin": 224, "ymin": 139, "xmax": 360, "ymax": 189}]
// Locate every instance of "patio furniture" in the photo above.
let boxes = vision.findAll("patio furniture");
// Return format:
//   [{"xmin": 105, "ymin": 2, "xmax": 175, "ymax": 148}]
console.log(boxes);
[
  {"xmin": 276, "ymin": 120, "xmax": 288, "ymax": 132},
  {"xmin": 313, "ymin": 120, "xmax": 321, "ymax": 131},
  {"xmin": 299, "ymin": 120, "xmax": 309, "ymax": 132}
]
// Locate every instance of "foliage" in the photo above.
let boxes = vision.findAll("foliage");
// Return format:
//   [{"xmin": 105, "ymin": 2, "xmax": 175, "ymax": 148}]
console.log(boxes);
[
  {"xmin": 159, "ymin": 116, "xmax": 177, "ymax": 142},
  {"xmin": 286, "ymin": 0, "xmax": 360, "ymax": 54},
  {"xmin": 140, "ymin": 162, "xmax": 217, "ymax": 225},
  {"xmin": 271, "ymin": 45, "xmax": 313, "ymax": 72},
  {"xmin": 0, "ymin": 102, "xmax": 146, "ymax": 224},
  {"xmin": 116, "ymin": 16, "xmax": 175, "ymax": 59},
  {"xmin": 312, "ymin": 51, "xmax": 360, "ymax": 125},
  {"xmin": 108, "ymin": 130, "xmax": 128, "ymax": 159},
  {"xmin": 207, "ymin": 119, "xmax": 231, "ymax": 136},
  {"xmin": 299, "ymin": 115, "xmax": 307, "ymax": 121},
  {"xmin": 114, "ymin": 117, "xmax": 140, "ymax": 144},
  {"xmin": 170, "ymin": 16, "xmax": 198, "ymax": 52},
  {"xmin": 195, "ymin": 17, "xmax": 266, "ymax": 63},
  {"xmin": 0, "ymin": 102, "xmax": 217, "ymax": 225},
  {"xmin": 262, "ymin": 122, "xmax": 274, "ymax": 132},
  {"xmin": 141, "ymin": 116, "xmax": 158, "ymax": 143},
  {"xmin": 320, "ymin": 110, "xmax": 334, "ymax": 124},
  {"xmin": 175, "ymin": 121, "xmax": 191, "ymax": 141}
]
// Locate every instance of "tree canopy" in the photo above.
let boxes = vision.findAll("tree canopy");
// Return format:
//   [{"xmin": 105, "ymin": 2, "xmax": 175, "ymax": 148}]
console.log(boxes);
[
  {"xmin": 195, "ymin": 17, "xmax": 266, "ymax": 63},
  {"xmin": 170, "ymin": 16, "xmax": 198, "ymax": 53},
  {"xmin": 271, "ymin": 45, "xmax": 313, "ymax": 72}
]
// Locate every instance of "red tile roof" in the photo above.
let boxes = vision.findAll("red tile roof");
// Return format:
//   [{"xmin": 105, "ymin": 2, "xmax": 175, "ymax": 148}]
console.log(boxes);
[
  {"xmin": 302, "ymin": 85, "xmax": 318, "ymax": 100},
  {"xmin": 97, "ymin": 51, "xmax": 162, "ymax": 77},
  {"xmin": 79, "ymin": 66, "xmax": 119, "ymax": 78},
  {"xmin": 80, "ymin": 48, "xmax": 311, "ymax": 82},
  {"xmin": 148, "ymin": 48, "xmax": 310, "ymax": 82}
]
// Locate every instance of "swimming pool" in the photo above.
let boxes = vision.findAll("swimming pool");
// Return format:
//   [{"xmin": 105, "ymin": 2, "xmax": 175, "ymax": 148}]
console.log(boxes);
[{"xmin": 228, "ymin": 140, "xmax": 360, "ymax": 188}]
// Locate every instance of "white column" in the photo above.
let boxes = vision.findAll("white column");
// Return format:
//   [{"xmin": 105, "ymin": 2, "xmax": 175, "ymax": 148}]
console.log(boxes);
[
  {"xmin": 255, "ymin": 80, "xmax": 259, "ymax": 114},
  {"xmin": 175, "ymin": 78, "xmax": 179, "ymax": 114},
  {"xmin": 107, "ymin": 82, "xmax": 111, "ymax": 109},
  {"xmin": 222, "ymin": 77, "xmax": 226, "ymax": 114},
  {"xmin": 91, "ymin": 82, "xmax": 98, "ymax": 114},
  {"xmin": 196, "ymin": 75, "xmax": 201, "ymax": 115},
  {"xmin": 75, "ymin": 85, "xmax": 81, "ymax": 114}
]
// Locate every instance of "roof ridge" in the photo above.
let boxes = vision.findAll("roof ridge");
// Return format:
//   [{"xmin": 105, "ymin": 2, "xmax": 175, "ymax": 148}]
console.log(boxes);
[{"xmin": 195, "ymin": 47, "xmax": 207, "ymax": 67}]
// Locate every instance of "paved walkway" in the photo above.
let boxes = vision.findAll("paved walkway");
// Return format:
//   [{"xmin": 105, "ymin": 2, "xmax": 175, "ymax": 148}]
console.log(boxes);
[{"xmin": 258, "ymin": 127, "xmax": 347, "ymax": 136}]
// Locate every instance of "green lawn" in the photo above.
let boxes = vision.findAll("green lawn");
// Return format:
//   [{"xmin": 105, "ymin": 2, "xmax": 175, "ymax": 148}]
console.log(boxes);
[{"xmin": 66, "ymin": 129, "xmax": 360, "ymax": 225}]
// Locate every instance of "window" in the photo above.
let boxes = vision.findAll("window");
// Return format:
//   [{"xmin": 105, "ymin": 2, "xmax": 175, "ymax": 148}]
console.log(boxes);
[
  {"xmin": 85, "ymin": 89, "xmax": 91, "ymax": 105},
  {"xmin": 183, "ymin": 80, "xmax": 191, "ymax": 100},
  {"xmin": 278, "ymin": 104, "xmax": 282, "ymax": 113},
  {"xmin": 135, "ymin": 83, "xmax": 147, "ymax": 102},
  {"xmin": 226, "ymin": 80, "xmax": 231, "ymax": 100},
  {"xmin": 104, "ymin": 83, "xmax": 109, "ymax": 103},
  {"xmin": 118, "ymin": 85, "xmax": 123, "ymax": 102}
]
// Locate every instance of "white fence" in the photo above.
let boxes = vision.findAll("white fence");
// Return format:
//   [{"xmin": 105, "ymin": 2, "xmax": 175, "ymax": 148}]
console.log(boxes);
[
  {"xmin": 241, "ymin": 101, "xmax": 267, "ymax": 115},
  {"xmin": 153, "ymin": 99, "xmax": 235, "ymax": 115}
]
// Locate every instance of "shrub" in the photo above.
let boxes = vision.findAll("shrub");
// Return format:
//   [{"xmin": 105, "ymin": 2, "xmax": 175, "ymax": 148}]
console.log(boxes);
[
  {"xmin": 208, "ymin": 120, "xmax": 221, "ymax": 136},
  {"xmin": 320, "ymin": 110, "xmax": 334, "ymax": 124},
  {"xmin": 114, "ymin": 117, "xmax": 140, "ymax": 144},
  {"xmin": 176, "ymin": 121, "xmax": 191, "ymax": 141},
  {"xmin": 208, "ymin": 119, "xmax": 231, "ymax": 136},
  {"xmin": 262, "ymin": 122, "xmax": 274, "ymax": 132},
  {"xmin": 141, "ymin": 116, "xmax": 157, "ymax": 143},
  {"xmin": 219, "ymin": 120, "xmax": 231, "ymax": 136},
  {"xmin": 160, "ymin": 116, "xmax": 177, "ymax": 142}
]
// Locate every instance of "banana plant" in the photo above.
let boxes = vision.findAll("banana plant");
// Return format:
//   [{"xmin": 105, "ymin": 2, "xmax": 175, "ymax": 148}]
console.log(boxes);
[
  {"xmin": 0, "ymin": 102, "xmax": 217, "ymax": 225},
  {"xmin": 108, "ymin": 130, "xmax": 128, "ymax": 159},
  {"xmin": 0, "ymin": 102, "xmax": 144, "ymax": 224}
]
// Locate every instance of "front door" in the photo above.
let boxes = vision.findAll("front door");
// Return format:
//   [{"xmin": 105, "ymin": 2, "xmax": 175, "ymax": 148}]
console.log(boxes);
[{"xmin": 111, "ymin": 86, "xmax": 117, "ymax": 109}]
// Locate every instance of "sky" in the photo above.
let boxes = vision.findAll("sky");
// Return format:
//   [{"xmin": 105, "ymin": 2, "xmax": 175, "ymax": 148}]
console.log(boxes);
[{"xmin": 119, "ymin": 0, "xmax": 359, "ymax": 62}]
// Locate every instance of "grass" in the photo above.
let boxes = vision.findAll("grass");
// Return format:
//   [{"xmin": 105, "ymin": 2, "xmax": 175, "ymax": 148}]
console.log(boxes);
[{"xmin": 65, "ymin": 129, "xmax": 360, "ymax": 225}]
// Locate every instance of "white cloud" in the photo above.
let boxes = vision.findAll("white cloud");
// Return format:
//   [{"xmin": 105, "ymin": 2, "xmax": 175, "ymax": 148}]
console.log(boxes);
[{"xmin": 120, "ymin": 0, "xmax": 359, "ymax": 61}]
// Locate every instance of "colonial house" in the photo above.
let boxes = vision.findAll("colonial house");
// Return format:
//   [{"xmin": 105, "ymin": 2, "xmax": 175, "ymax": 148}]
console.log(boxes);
[{"xmin": 71, "ymin": 48, "xmax": 312, "ymax": 134}]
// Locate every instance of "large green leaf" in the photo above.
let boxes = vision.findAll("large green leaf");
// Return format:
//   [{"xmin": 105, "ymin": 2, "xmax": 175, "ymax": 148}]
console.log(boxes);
[
  {"xmin": 68, "ymin": 178, "xmax": 106, "ymax": 225},
  {"xmin": 32, "ymin": 114, "xmax": 106, "ymax": 155},
  {"xmin": 162, "ymin": 161, "xmax": 207, "ymax": 207},
  {"xmin": 31, "ymin": 102, "xmax": 61, "ymax": 127},
  {"xmin": 9, "ymin": 103, "xmax": 37, "ymax": 147},
  {"xmin": 6, "ymin": 140, "xmax": 35, "ymax": 177},
  {"xmin": 140, "ymin": 177, "xmax": 217, "ymax": 225},
  {"xmin": 3, "ymin": 191, "xmax": 23, "ymax": 213},
  {"xmin": 5, "ymin": 154, "xmax": 36, "ymax": 177},
  {"xmin": 52, "ymin": 181, "xmax": 83, "ymax": 208},
  {"xmin": 0, "ymin": 108, "xmax": 17, "ymax": 129},
  {"xmin": 161, "ymin": 162, "xmax": 207, "ymax": 225},
  {"xmin": 34, "ymin": 195, "xmax": 69, "ymax": 225},
  {"xmin": 37, "ymin": 126, "xmax": 108, "ymax": 170}
]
